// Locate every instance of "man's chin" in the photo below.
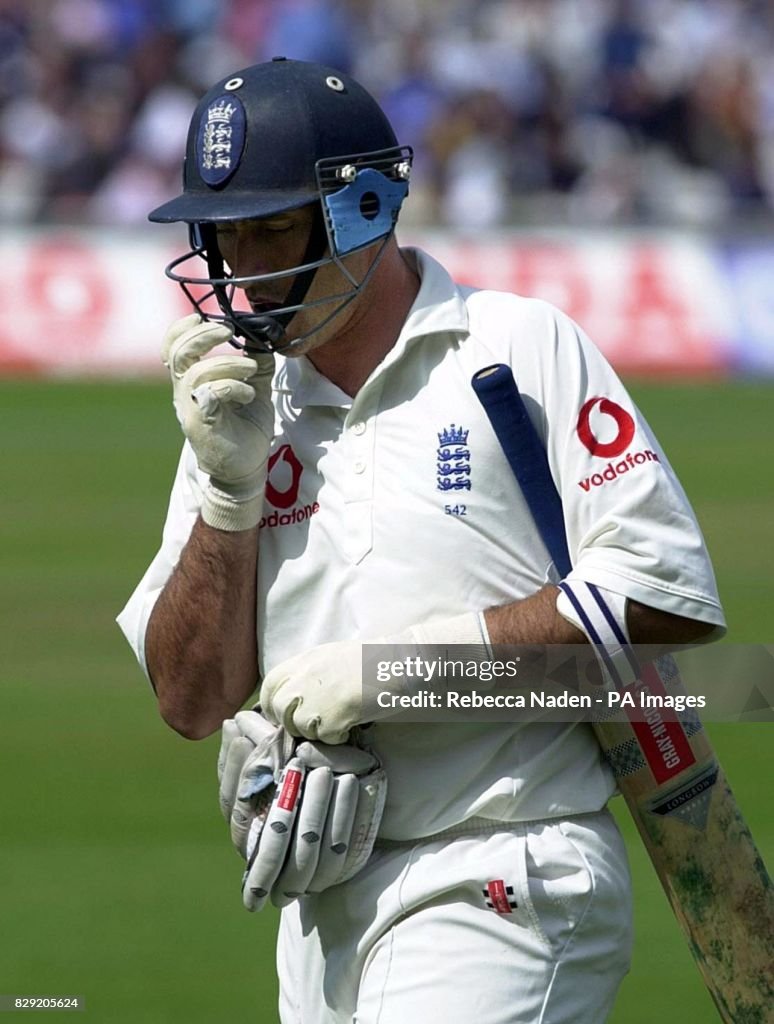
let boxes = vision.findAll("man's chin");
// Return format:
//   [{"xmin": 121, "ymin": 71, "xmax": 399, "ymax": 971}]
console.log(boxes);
[{"xmin": 279, "ymin": 327, "xmax": 329, "ymax": 359}]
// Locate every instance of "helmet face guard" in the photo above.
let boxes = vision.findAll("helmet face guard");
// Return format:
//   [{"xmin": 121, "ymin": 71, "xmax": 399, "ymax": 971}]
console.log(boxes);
[
  {"xmin": 149, "ymin": 59, "xmax": 412, "ymax": 353},
  {"xmin": 164, "ymin": 147, "xmax": 412, "ymax": 353}
]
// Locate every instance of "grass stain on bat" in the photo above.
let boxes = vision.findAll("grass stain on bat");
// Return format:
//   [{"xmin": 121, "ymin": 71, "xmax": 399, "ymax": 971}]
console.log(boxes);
[
  {"xmin": 673, "ymin": 860, "xmax": 715, "ymax": 924},
  {"xmin": 731, "ymin": 1002, "xmax": 766, "ymax": 1024},
  {"xmin": 708, "ymin": 937, "xmax": 724, "ymax": 963}
]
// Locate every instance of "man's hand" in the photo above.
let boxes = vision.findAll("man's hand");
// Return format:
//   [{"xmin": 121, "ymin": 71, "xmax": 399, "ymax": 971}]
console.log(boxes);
[
  {"xmin": 259, "ymin": 640, "xmax": 366, "ymax": 744},
  {"xmin": 162, "ymin": 314, "xmax": 275, "ymax": 531},
  {"xmin": 260, "ymin": 612, "xmax": 489, "ymax": 744}
]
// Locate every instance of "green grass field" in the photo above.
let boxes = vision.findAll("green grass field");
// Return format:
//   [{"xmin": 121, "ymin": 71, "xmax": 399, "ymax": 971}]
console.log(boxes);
[{"xmin": 0, "ymin": 378, "xmax": 771, "ymax": 1023}]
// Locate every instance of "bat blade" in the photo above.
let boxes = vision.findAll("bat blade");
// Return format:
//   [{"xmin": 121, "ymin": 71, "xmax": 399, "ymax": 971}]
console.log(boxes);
[{"xmin": 592, "ymin": 656, "xmax": 774, "ymax": 1024}]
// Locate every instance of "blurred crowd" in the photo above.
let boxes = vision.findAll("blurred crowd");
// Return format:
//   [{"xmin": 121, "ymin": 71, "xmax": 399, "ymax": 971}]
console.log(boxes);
[{"xmin": 2, "ymin": 0, "xmax": 774, "ymax": 229}]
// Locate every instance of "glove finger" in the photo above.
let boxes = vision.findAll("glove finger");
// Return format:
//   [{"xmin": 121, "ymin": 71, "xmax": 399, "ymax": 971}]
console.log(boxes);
[
  {"xmin": 336, "ymin": 768, "xmax": 388, "ymax": 884},
  {"xmin": 261, "ymin": 683, "xmax": 329, "ymax": 743},
  {"xmin": 231, "ymin": 757, "xmax": 276, "ymax": 856},
  {"xmin": 217, "ymin": 718, "xmax": 242, "ymax": 784},
  {"xmin": 314, "ymin": 719, "xmax": 352, "ymax": 746},
  {"xmin": 279, "ymin": 698, "xmax": 340, "ymax": 745},
  {"xmin": 295, "ymin": 740, "xmax": 379, "ymax": 776},
  {"xmin": 271, "ymin": 767, "xmax": 334, "ymax": 908},
  {"xmin": 219, "ymin": 735, "xmax": 255, "ymax": 823},
  {"xmin": 234, "ymin": 708, "xmax": 281, "ymax": 747},
  {"xmin": 184, "ymin": 354, "xmax": 262, "ymax": 391},
  {"xmin": 270, "ymin": 693, "xmax": 306, "ymax": 739},
  {"xmin": 250, "ymin": 352, "xmax": 276, "ymax": 384},
  {"xmin": 244, "ymin": 812, "xmax": 264, "ymax": 863},
  {"xmin": 160, "ymin": 313, "xmax": 202, "ymax": 363},
  {"xmin": 242, "ymin": 759, "xmax": 306, "ymax": 912},
  {"xmin": 286, "ymin": 696, "xmax": 358, "ymax": 746},
  {"xmin": 203, "ymin": 379, "xmax": 256, "ymax": 407},
  {"xmin": 190, "ymin": 380, "xmax": 256, "ymax": 423},
  {"xmin": 231, "ymin": 769, "xmax": 275, "ymax": 854},
  {"xmin": 307, "ymin": 774, "xmax": 359, "ymax": 892},
  {"xmin": 164, "ymin": 320, "xmax": 235, "ymax": 376}
]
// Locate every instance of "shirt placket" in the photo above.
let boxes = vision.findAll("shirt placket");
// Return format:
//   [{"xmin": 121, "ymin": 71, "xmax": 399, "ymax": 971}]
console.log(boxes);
[{"xmin": 340, "ymin": 382, "xmax": 381, "ymax": 564}]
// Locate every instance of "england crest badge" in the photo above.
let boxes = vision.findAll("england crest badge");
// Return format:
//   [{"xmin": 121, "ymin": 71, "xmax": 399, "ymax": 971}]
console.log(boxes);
[
  {"xmin": 437, "ymin": 424, "xmax": 471, "ymax": 491},
  {"xmin": 196, "ymin": 94, "xmax": 246, "ymax": 187}
]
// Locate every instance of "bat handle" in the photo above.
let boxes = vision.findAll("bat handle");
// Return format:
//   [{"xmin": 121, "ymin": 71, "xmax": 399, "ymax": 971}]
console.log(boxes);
[{"xmin": 472, "ymin": 364, "xmax": 572, "ymax": 577}]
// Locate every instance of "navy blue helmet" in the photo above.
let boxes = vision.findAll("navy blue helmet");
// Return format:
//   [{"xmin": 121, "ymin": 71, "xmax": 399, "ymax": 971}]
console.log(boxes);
[{"xmin": 150, "ymin": 57, "xmax": 412, "ymax": 352}]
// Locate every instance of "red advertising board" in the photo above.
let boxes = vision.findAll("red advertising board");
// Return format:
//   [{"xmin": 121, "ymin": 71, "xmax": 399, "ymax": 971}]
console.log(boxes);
[{"xmin": 0, "ymin": 228, "xmax": 744, "ymax": 376}]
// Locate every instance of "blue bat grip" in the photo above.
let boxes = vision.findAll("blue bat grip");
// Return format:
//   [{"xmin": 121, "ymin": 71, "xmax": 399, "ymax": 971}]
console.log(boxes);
[{"xmin": 471, "ymin": 363, "xmax": 572, "ymax": 577}]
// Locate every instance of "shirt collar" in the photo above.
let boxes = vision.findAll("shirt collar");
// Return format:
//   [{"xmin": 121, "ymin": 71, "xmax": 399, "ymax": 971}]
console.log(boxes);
[
  {"xmin": 273, "ymin": 247, "xmax": 469, "ymax": 406},
  {"xmin": 395, "ymin": 247, "xmax": 470, "ymax": 343}
]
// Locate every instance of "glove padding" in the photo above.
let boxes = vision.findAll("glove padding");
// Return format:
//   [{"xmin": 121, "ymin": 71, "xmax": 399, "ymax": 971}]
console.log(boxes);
[
  {"xmin": 218, "ymin": 710, "xmax": 387, "ymax": 913},
  {"xmin": 162, "ymin": 314, "xmax": 275, "ymax": 531},
  {"xmin": 260, "ymin": 612, "xmax": 489, "ymax": 743}
]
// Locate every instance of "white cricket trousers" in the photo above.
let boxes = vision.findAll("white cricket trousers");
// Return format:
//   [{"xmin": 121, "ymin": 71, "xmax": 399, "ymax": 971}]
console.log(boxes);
[{"xmin": 276, "ymin": 809, "xmax": 633, "ymax": 1024}]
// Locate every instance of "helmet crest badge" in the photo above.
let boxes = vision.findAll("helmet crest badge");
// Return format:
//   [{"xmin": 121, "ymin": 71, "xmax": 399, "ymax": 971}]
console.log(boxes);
[{"xmin": 196, "ymin": 94, "xmax": 246, "ymax": 187}]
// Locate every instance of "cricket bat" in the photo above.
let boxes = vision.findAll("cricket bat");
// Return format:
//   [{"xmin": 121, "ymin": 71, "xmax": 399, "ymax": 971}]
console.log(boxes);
[{"xmin": 472, "ymin": 363, "xmax": 774, "ymax": 1024}]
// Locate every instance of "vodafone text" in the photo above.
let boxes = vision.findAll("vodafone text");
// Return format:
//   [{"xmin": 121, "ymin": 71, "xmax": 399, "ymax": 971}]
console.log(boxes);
[
  {"xmin": 259, "ymin": 502, "xmax": 319, "ymax": 529},
  {"xmin": 579, "ymin": 449, "xmax": 659, "ymax": 491}
]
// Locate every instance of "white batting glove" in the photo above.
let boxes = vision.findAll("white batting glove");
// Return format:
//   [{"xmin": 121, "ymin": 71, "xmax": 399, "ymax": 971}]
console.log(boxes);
[
  {"xmin": 220, "ymin": 710, "xmax": 386, "ymax": 912},
  {"xmin": 260, "ymin": 612, "xmax": 490, "ymax": 744},
  {"xmin": 241, "ymin": 743, "xmax": 386, "ymax": 912},
  {"xmin": 162, "ymin": 314, "xmax": 275, "ymax": 531}
]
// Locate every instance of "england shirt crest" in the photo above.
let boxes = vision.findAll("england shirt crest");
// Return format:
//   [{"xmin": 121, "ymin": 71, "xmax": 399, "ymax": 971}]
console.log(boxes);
[{"xmin": 436, "ymin": 424, "xmax": 471, "ymax": 491}]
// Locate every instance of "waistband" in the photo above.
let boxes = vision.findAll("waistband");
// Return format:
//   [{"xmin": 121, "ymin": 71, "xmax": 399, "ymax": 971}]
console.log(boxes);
[{"xmin": 374, "ymin": 809, "xmax": 608, "ymax": 849}]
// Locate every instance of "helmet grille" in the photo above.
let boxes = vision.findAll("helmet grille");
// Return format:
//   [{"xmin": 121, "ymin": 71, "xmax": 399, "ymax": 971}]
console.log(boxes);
[{"xmin": 315, "ymin": 146, "xmax": 413, "ymax": 196}]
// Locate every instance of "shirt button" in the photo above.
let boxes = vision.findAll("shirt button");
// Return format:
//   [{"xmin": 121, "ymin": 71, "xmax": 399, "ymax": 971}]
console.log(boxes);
[
  {"xmin": 354, "ymin": 459, "xmax": 366, "ymax": 474},
  {"xmin": 351, "ymin": 421, "xmax": 366, "ymax": 435}
]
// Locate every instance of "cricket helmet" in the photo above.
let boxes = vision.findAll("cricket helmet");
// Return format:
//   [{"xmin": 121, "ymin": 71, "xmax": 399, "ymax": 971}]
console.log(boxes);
[{"xmin": 150, "ymin": 57, "xmax": 412, "ymax": 352}]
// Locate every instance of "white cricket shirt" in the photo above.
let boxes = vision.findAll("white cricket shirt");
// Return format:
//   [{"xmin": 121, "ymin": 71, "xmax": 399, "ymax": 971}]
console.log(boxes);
[{"xmin": 118, "ymin": 248, "xmax": 725, "ymax": 840}]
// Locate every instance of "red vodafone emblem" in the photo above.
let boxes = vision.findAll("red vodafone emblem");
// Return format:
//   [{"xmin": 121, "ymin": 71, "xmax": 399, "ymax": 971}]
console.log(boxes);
[
  {"xmin": 265, "ymin": 444, "xmax": 303, "ymax": 509},
  {"xmin": 577, "ymin": 398, "xmax": 636, "ymax": 458}
]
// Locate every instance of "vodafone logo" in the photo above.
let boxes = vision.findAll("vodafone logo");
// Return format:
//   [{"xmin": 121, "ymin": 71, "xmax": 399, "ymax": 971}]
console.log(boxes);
[
  {"xmin": 577, "ymin": 398, "xmax": 636, "ymax": 459},
  {"xmin": 260, "ymin": 443, "xmax": 320, "ymax": 530},
  {"xmin": 266, "ymin": 444, "xmax": 303, "ymax": 509},
  {"xmin": 575, "ymin": 396, "xmax": 662, "ymax": 492}
]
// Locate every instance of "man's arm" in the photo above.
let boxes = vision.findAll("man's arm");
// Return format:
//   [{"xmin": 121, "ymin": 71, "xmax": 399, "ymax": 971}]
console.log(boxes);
[
  {"xmin": 146, "ymin": 518, "xmax": 259, "ymax": 740},
  {"xmin": 139, "ymin": 315, "xmax": 276, "ymax": 739},
  {"xmin": 258, "ymin": 585, "xmax": 717, "ymax": 744},
  {"xmin": 483, "ymin": 585, "xmax": 716, "ymax": 646}
]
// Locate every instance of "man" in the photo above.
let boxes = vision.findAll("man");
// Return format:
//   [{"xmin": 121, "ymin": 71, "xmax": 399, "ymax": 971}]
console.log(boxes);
[{"xmin": 118, "ymin": 58, "xmax": 725, "ymax": 1023}]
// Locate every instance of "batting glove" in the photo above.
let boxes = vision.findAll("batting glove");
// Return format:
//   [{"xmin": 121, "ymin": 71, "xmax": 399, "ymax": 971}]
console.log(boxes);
[
  {"xmin": 241, "ymin": 740, "xmax": 386, "ymax": 912},
  {"xmin": 162, "ymin": 314, "xmax": 275, "ymax": 531},
  {"xmin": 260, "ymin": 611, "xmax": 490, "ymax": 744},
  {"xmin": 219, "ymin": 710, "xmax": 386, "ymax": 912}
]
